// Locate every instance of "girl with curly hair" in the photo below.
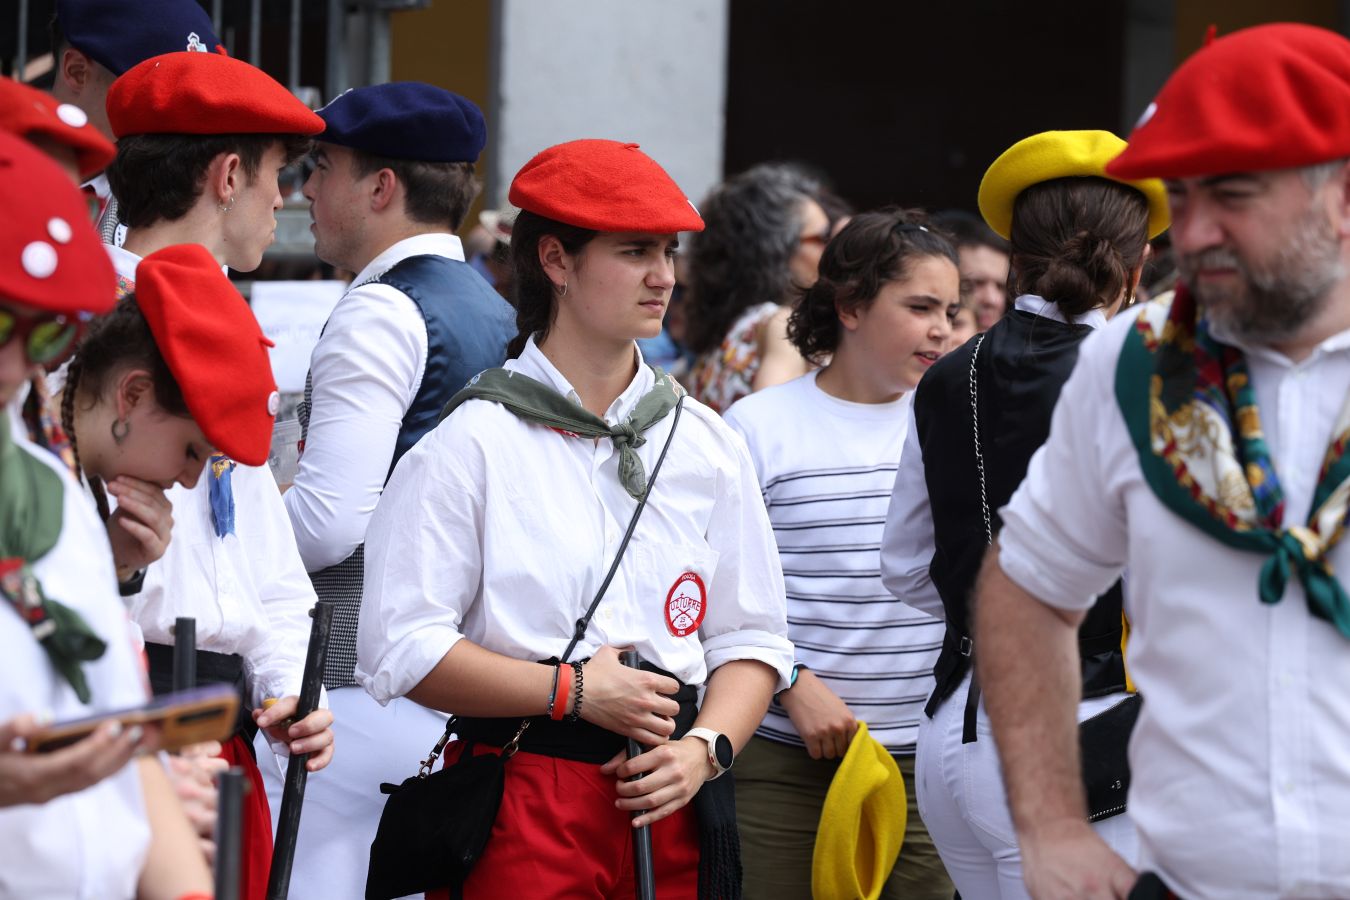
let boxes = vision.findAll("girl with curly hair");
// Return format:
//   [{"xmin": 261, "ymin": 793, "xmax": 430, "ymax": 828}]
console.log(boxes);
[{"xmin": 722, "ymin": 209, "xmax": 961, "ymax": 899}]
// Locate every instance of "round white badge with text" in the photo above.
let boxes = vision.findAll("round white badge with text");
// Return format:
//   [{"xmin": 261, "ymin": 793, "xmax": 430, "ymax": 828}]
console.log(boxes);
[{"xmin": 664, "ymin": 571, "xmax": 707, "ymax": 638}]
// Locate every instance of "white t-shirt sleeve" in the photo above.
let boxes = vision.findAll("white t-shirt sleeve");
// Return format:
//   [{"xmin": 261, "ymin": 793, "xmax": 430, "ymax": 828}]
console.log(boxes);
[
  {"xmin": 356, "ymin": 423, "xmax": 482, "ymax": 704},
  {"xmin": 284, "ymin": 285, "xmax": 428, "ymax": 571},
  {"xmin": 998, "ymin": 325, "xmax": 1131, "ymax": 611},
  {"xmin": 880, "ymin": 403, "xmax": 945, "ymax": 620}
]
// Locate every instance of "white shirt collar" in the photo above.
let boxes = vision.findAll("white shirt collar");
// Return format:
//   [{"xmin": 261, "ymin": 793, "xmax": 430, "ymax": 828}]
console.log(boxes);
[
  {"xmin": 350, "ymin": 233, "xmax": 465, "ymax": 287},
  {"xmin": 1206, "ymin": 315, "xmax": 1350, "ymax": 368},
  {"xmin": 511, "ymin": 336, "xmax": 653, "ymax": 425},
  {"xmin": 1014, "ymin": 294, "xmax": 1108, "ymax": 331}
]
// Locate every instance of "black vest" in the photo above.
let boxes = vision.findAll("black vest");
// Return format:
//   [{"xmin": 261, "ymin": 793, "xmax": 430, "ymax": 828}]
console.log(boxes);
[
  {"xmin": 299, "ymin": 253, "xmax": 515, "ymax": 688},
  {"xmin": 914, "ymin": 310, "xmax": 1127, "ymax": 715}
]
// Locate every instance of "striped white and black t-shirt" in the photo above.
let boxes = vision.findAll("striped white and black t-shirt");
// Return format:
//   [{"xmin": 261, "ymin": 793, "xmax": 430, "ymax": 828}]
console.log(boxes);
[{"xmin": 724, "ymin": 372, "xmax": 943, "ymax": 754}]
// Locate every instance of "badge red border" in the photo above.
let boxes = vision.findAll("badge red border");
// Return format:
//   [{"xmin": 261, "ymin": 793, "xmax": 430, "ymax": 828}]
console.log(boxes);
[{"xmin": 664, "ymin": 571, "xmax": 707, "ymax": 638}]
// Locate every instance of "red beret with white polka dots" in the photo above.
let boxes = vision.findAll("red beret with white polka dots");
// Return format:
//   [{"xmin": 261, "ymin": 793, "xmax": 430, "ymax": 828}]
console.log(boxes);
[
  {"xmin": 0, "ymin": 76, "xmax": 114, "ymax": 180},
  {"xmin": 133, "ymin": 244, "xmax": 279, "ymax": 466},
  {"xmin": 0, "ymin": 131, "xmax": 115, "ymax": 316}
]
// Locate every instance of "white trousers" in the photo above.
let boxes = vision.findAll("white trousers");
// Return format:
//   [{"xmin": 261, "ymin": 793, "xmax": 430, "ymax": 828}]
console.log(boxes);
[
  {"xmin": 255, "ymin": 686, "xmax": 449, "ymax": 900},
  {"xmin": 915, "ymin": 673, "xmax": 1139, "ymax": 900}
]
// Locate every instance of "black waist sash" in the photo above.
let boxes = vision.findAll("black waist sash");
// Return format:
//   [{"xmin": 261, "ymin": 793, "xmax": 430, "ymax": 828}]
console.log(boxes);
[{"xmin": 145, "ymin": 641, "xmax": 256, "ymax": 751}]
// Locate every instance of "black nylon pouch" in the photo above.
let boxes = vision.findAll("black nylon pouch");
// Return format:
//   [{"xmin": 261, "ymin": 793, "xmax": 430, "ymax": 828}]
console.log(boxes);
[
  {"xmin": 1079, "ymin": 693, "xmax": 1142, "ymax": 822},
  {"xmin": 364, "ymin": 746, "xmax": 506, "ymax": 900}
]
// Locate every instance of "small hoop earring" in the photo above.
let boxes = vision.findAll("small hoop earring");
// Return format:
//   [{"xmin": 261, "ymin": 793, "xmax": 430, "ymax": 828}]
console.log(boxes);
[
  {"xmin": 218, "ymin": 195, "xmax": 235, "ymax": 213},
  {"xmin": 111, "ymin": 417, "xmax": 130, "ymax": 444},
  {"xmin": 558, "ymin": 281, "xmax": 569, "ymax": 298}
]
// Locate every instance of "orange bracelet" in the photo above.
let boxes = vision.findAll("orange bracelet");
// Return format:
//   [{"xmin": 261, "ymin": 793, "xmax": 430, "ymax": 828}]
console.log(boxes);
[
  {"xmin": 176, "ymin": 893, "xmax": 213, "ymax": 900},
  {"xmin": 549, "ymin": 663, "xmax": 573, "ymax": 721}
]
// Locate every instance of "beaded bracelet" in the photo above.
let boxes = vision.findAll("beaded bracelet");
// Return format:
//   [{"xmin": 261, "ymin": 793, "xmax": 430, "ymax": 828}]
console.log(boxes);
[{"xmin": 568, "ymin": 660, "xmax": 584, "ymax": 723}]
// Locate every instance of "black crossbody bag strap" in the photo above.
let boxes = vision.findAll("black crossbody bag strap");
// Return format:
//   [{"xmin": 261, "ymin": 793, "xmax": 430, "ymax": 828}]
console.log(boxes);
[{"xmin": 415, "ymin": 397, "xmax": 686, "ymax": 775}]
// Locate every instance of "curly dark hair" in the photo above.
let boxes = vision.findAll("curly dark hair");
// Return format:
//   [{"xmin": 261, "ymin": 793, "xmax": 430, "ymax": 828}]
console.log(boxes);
[
  {"xmin": 505, "ymin": 210, "xmax": 598, "ymax": 358},
  {"xmin": 1009, "ymin": 177, "xmax": 1150, "ymax": 318},
  {"xmin": 788, "ymin": 208, "xmax": 959, "ymax": 365},
  {"xmin": 684, "ymin": 163, "xmax": 820, "ymax": 355},
  {"xmin": 60, "ymin": 295, "xmax": 188, "ymax": 522}
]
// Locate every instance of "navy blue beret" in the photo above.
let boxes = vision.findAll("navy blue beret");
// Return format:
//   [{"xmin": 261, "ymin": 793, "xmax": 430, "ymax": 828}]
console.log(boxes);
[
  {"xmin": 316, "ymin": 82, "xmax": 486, "ymax": 163},
  {"xmin": 56, "ymin": 0, "xmax": 224, "ymax": 76}
]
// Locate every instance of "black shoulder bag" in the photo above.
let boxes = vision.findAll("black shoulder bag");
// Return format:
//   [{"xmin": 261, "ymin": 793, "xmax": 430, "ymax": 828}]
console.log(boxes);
[
  {"xmin": 365, "ymin": 398, "xmax": 686, "ymax": 900},
  {"xmin": 966, "ymin": 335, "xmax": 1140, "ymax": 822}
]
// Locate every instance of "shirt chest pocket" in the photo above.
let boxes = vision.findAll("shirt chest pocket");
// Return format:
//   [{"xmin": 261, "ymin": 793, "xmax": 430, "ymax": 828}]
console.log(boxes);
[{"xmin": 631, "ymin": 542, "xmax": 721, "ymax": 639}]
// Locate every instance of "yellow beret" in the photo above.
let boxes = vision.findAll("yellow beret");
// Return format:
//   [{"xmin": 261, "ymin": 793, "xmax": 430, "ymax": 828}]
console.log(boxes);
[
  {"xmin": 977, "ymin": 130, "xmax": 1170, "ymax": 241},
  {"xmin": 812, "ymin": 723, "xmax": 906, "ymax": 900}
]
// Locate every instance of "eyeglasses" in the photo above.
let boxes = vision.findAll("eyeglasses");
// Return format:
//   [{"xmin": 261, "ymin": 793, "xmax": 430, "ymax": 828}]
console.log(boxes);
[{"xmin": 0, "ymin": 308, "xmax": 82, "ymax": 366}]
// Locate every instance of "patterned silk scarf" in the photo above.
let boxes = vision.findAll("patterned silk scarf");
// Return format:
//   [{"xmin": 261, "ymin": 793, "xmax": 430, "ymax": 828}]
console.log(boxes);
[{"xmin": 1116, "ymin": 287, "xmax": 1350, "ymax": 637}]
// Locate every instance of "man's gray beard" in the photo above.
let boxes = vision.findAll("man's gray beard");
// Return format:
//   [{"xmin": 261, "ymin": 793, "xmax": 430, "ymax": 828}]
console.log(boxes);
[{"xmin": 1179, "ymin": 207, "xmax": 1344, "ymax": 344}]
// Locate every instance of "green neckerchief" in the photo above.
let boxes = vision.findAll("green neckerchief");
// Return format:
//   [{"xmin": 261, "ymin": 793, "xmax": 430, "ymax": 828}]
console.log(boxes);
[
  {"xmin": 440, "ymin": 364, "xmax": 684, "ymax": 500},
  {"xmin": 1116, "ymin": 286, "xmax": 1350, "ymax": 638},
  {"xmin": 0, "ymin": 414, "xmax": 107, "ymax": 702}
]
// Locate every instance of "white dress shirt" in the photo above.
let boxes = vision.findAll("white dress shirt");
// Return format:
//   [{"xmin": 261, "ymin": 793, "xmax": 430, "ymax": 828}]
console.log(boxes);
[
  {"xmin": 0, "ymin": 421, "xmax": 151, "ymax": 899},
  {"xmin": 880, "ymin": 295, "xmax": 1103, "ymax": 619},
  {"xmin": 284, "ymin": 233, "xmax": 465, "ymax": 572},
  {"xmin": 999, "ymin": 303, "xmax": 1350, "ymax": 898},
  {"xmin": 135, "ymin": 463, "xmax": 318, "ymax": 712},
  {"xmin": 357, "ymin": 337, "xmax": 794, "ymax": 702}
]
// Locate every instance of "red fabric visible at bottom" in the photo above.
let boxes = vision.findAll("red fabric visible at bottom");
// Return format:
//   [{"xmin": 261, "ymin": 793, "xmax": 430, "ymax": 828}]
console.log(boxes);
[
  {"xmin": 218, "ymin": 733, "xmax": 274, "ymax": 900},
  {"xmin": 427, "ymin": 742, "xmax": 700, "ymax": 900}
]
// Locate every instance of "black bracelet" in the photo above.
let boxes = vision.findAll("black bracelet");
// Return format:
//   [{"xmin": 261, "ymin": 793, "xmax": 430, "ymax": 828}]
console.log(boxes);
[
  {"xmin": 568, "ymin": 660, "xmax": 584, "ymax": 723},
  {"xmin": 546, "ymin": 663, "xmax": 561, "ymax": 718},
  {"xmin": 118, "ymin": 568, "xmax": 146, "ymax": 597}
]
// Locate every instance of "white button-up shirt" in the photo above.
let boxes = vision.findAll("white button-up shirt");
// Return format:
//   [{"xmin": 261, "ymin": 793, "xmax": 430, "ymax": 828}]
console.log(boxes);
[
  {"xmin": 357, "ymin": 338, "xmax": 793, "ymax": 702},
  {"xmin": 0, "ymin": 422, "xmax": 151, "ymax": 899},
  {"xmin": 999, "ymin": 303, "xmax": 1350, "ymax": 898},
  {"xmin": 284, "ymin": 233, "xmax": 465, "ymax": 572},
  {"xmin": 136, "ymin": 463, "xmax": 318, "ymax": 713}
]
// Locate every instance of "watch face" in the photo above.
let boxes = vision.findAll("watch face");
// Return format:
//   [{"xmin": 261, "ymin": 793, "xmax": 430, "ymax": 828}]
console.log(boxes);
[{"xmin": 713, "ymin": 734, "xmax": 734, "ymax": 770}]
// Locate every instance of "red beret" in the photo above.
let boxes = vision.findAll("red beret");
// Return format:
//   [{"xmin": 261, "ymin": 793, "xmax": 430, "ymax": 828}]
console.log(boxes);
[
  {"xmin": 107, "ymin": 52, "xmax": 325, "ymax": 139},
  {"xmin": 0, "ymin": 131, "xmax": 115, "ymax": 317},
  {"xmin": 133, "ymin": 244, "xmax": 278, "ymax": 466},
  {"xmin": 1108, "ymin": 23, "xmax": 1350, "ymax": 181},
  {"xmin": 509, "ymin": 140, "xmax": 704, "ymax": 233},
  {"xmin": 0, "ymin": 76, "xmax": 114, "ymax": 180}
]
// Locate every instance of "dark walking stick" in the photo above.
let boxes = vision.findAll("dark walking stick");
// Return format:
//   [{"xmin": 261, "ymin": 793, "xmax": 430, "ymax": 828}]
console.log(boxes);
[
  {"xmin": 173, "ymin": 617, "xmax": 196, "ymax": 691},
  {"xmin": 215, "ymin": 767, "xmax": 245, "ymax": 900},
  {"xmin": 265, "ymin": 600, "xmax": 335, "ymax": 900},
  {"xmin": 621, "ymin": 650, "xmax": 656, "ymax": 900}
]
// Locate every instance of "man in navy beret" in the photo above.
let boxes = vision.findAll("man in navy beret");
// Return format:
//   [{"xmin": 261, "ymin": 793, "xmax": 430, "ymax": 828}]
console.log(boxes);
[
  {"xmin": 280, "ymin": 80, "xmax": 516, "ymax": 895},
  {"xmin": 47, "ymin": 0, "xmax": 226, "ymax": 232}
]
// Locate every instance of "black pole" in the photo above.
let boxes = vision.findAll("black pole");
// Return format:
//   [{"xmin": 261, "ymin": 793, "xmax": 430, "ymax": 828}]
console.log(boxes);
[
  {"xmin": 621, "ymin": 650, "xmax": 656, "ymax": 900},
  {"xmin": 215, "ymin": 767, "xmax": 245, "ymax": 900},
  {"xmin": 173, "ymin": 617, "xmax": 196, "ymax": 691},
  {"xmin": 265, "ymin": 600, "xmax": 335, "ymax": 900}
]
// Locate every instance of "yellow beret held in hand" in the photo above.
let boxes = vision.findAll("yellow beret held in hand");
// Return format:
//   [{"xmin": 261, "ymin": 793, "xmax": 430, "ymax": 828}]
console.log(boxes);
[
  {"xmin": 978, "ymin": 130, "xmax": 1170, "ymax": 241},
  {"xmin": 812, "ymin": 722, "xmax": 906, "ymax": 900}
]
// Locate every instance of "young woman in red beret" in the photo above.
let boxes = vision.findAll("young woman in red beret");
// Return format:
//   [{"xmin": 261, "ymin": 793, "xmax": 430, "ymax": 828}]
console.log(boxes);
[
  {"xmin": 358, "ymin": 139, "xmax": 792, "ymax": 899},
  {"xmin": 60, "ymin": 245, "xmax": 335, "ymax": 896},
  {"xmin": 0, "ymin": 135, "xmax": 212, "ymax": 897}
]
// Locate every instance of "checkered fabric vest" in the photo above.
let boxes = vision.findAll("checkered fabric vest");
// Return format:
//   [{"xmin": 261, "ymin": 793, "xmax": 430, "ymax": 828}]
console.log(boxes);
[{"xmin": 297, "ymin": 254, "xmax": 515, "ymax": 688}]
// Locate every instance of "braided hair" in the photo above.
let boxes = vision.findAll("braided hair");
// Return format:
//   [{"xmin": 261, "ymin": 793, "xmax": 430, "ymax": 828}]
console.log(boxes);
[{"xmin": 60, "ymin": 295, "xmax": 188, "ymax": 521}]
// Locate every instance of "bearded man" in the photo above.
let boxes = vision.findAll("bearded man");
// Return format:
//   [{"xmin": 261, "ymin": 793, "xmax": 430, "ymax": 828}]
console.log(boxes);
[{"xmin": 974, "ymin": 23, "xmax": 1350, "ymax": 900}]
